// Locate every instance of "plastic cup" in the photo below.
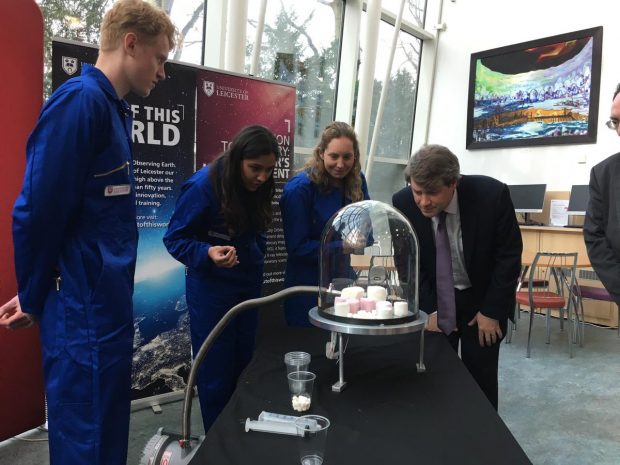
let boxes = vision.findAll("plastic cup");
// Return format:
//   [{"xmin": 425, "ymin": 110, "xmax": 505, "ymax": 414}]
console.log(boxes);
[
  {"xmin": 287, "ymin": 371, "xmax": 315, "ymax": 412},
  {"xmin": 285, "ymin": 351, "xmax": 311, "ymax": 375},
  {"xmin": 295, "ymin": 414, "xmax": 330, "ymax": 465}
]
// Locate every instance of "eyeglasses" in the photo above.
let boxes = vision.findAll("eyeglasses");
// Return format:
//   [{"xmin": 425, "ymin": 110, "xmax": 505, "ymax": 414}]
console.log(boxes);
[{"xmin": 606, "ymin": 119, "xmax": 620, "ymax": 130}]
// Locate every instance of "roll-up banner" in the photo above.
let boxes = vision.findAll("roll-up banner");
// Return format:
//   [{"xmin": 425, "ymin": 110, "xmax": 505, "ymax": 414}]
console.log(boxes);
[
  {"xmin": 52, "ymin": 39, "xmax": 195, "ymax": 401},
  {"xmin": 51, "ymin": 39, "xmax": 295, "ymax": 404},
  {"xmin": 196, "ymin": 69, "xmax": 295, "ymax": 296}
]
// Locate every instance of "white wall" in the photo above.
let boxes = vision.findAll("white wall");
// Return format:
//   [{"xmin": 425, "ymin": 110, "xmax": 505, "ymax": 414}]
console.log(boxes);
[{"xmin": 426, "ymin": 0, "xmax": 620, "ymax": 189}]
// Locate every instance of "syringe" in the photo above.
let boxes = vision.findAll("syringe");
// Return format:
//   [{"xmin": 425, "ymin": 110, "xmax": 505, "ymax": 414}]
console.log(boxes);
[
  {"xmin": 258, "ymin": 411, "xmax": 318, "ymax": 429},
  {"xmin": 245, "ymin": 418, "xmax": 303, "ymax": 436}
]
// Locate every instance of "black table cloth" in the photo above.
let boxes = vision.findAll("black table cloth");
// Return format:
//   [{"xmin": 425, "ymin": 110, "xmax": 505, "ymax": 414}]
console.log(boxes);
[{"xmin": 202, "ymin": 327, "xmax": 531, "ymax": 465}]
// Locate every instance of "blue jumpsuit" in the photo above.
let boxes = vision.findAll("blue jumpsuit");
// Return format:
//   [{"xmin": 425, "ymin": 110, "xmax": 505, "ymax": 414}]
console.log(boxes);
[
  {"xmin": 279, "ymin": 171, "xmax": 370, "ymax": 326},
  {"xmin": 12, "ymin": 64, "xmax": 137, "ymax": 465},
  {"xmin": 163, "ymin": 163, "xmax": 265, "ymax": 432}
]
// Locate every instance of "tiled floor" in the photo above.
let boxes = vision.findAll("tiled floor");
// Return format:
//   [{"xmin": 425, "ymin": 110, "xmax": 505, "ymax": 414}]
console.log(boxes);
[
  {"xmin": 2, "ymin": 313, "xmax": 620, "ymax": 465},
  {"xmin": 500, "ymin": 313, "xmax": 620, "ymax": 465}
]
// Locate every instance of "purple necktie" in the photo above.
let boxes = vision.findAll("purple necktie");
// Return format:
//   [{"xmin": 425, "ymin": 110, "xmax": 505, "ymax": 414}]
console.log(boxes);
[{"xmin": 436, "ymin": 211, "xmax": 456, "ymax": 334}]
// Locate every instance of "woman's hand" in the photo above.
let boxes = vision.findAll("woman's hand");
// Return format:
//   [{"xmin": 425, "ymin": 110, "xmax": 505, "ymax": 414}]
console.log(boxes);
[{"xmin": 208, "ymin": 245, "xmax": 239, "ymax": 268}]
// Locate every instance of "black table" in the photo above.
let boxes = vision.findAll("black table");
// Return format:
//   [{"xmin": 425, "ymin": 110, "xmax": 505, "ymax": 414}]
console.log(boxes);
[{"xmin": 202, "ymin": 327, "xmax": 531, "ymax": 465}]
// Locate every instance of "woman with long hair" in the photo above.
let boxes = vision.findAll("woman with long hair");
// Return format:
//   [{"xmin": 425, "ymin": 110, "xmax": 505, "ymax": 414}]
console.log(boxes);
[
  {"xmin": 280, "ymin": 121, "xmax": 370, "ymax": 326},
  {"xmin": 164, "ymin": 125, "xmax": 278, "ymax": 431}
]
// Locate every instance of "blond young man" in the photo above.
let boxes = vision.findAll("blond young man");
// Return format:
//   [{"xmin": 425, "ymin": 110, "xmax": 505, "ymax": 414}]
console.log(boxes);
[{"xmin": 0, "ymin": 1, "xmax": 176, "ymax": 463}]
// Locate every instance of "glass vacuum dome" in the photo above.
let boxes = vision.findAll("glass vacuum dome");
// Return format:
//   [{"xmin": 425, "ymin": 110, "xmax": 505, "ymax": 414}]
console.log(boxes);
[{"xmin": 318, "ymin": 200, "xmax": 420, "ymax": 325}]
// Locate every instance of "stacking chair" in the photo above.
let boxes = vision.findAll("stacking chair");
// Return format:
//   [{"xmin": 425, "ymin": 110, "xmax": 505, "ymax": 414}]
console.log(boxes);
[
  {"xmin": 515, "ymin": 252, "xmax": 580, "ymax": 357},
  {"xmin": 513, "ymin": 277, "xmax": 549, "ymax": 327},
  {"xmin": 506, "ymin": 273, "xmax": 550, "ymax": 343},
  {"xmin": 574, "ymin": 284, "xmax": 618, "ymax": 339}
]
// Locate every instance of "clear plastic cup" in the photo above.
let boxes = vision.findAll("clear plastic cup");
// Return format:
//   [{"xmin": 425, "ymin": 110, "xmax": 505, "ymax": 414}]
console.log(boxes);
[
  {"xmin": 285, "ymin": 351, "xmax": 311, "ymax": 375},
  {"xmin": 295, "ymin": 414, "xmax": 330, "ymax": 465},
  {"xmin": 287, "ymin": 371, "xmax": 315, "ymax": 412}
]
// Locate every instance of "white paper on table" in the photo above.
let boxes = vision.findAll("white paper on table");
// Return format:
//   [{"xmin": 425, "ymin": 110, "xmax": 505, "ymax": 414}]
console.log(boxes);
[{"xmin": 550, "ymin": 199, "xmax": 569, "ymax": 226}]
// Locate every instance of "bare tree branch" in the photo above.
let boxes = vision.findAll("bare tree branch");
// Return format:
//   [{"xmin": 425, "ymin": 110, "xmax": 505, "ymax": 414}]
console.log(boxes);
[
  {"xmin": 173, "ymin": 2, "xmax": 203, "ymax": 60},
  {"xmin": 407, "ymin": 0, "xmax": 424, "ymax": 29},
  {"xmin": 278, "ymin": 0, "xmax": 319, "ymax": 57}
]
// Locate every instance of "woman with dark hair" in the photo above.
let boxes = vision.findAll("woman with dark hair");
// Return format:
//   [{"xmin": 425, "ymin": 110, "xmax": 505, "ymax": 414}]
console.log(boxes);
[
  {"xmin": 164, "ymin": 125, "xmax": 278, "ymax": 431},
  {"xmin": 280, "ymin": 121, "xmax": 370, "ymax": 326}
]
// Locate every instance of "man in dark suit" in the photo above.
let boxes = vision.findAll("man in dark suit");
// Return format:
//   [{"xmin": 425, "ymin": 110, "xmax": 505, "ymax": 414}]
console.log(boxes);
[
  {"xmin": 392, "ymin": 144, "xmax": 522, "ymax": 410},
  {"xmin": 584, "ymin": 83, "xmax": 620, "ymax": 307}
]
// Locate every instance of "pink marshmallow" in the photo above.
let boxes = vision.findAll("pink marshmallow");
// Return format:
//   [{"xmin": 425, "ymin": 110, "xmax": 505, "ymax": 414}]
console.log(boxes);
[
  {"xmin": 346, "ymin": 298, "xmax": 360, "ymax": 314},
  {"xmin": 360, "ymin": 297, "xmax": 376, "ymax": 311}
]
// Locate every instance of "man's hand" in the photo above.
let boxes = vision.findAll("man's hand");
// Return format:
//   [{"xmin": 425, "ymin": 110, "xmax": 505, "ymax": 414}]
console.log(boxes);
[
  {"xmin": 468, "ymin": 312, "xmax": 502, "ymax": 347},
  {"xmin": 425, "ymin": 311, "xmax": 442, "ymax": 332},
  {"xmin": 0, "ymin": 296, "xmax": 36, "ymax": 330},
  {"xmin": 208, "ymin": 245, "xmax": 239, "ymax": 268}
]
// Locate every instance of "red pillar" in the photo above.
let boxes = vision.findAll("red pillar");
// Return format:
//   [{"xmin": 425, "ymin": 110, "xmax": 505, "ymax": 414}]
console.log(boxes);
[{"xmin": 0, "ymin": 0, "xmax": 46, "ymax": 440}]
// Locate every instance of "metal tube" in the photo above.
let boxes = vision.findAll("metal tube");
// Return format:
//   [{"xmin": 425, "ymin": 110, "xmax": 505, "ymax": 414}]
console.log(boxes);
[
  {"xmin": 417, "ymin": 326, "xmax": 425, "ymax": 372},
  {"xmin": 338, "ymin": 332, "xmax": 344, "ymax": 385},
  {"xmin": 181, "ymin": 285, "xmax": 332, "ymax": 444}
]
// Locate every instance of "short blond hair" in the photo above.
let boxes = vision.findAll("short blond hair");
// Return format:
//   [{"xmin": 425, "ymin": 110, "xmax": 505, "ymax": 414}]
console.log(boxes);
[{"xmin": 100, "ymin": 0, "xmax": 177, "ymax": 52}]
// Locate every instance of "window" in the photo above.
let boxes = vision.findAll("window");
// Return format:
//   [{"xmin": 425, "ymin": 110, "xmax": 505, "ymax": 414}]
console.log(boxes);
[
  {"xmin": 167, "ymin": 1, "xmax": 205, "ymax": 65},
  {"xmin": 358, "ymin": 1, "xmax": 426, "ymax": 203},
  {"xmin": 36, "ymin": 0, "xmax": 206, "ymax": 96},
  {"xmin": 381, "ymin": 0, "xmax": 427, "ymax": 29},
  {"xmin": 245, "ymin": 0, "xmax": 344, "ymax": 169}
]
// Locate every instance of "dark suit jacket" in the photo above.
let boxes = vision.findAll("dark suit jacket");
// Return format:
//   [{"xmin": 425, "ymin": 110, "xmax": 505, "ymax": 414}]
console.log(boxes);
[
  {"xmin": 392, "ymin": 175, "xmax": 522, "ymax": 322},
  {"xmin": 584, "ymin": 152, "xmax": 620, "ymax": 306}
]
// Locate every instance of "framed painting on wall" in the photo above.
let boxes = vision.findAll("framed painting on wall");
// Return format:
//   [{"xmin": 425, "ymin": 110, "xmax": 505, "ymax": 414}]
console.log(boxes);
[{"xmin": 466, "ymin": 26, "xmax": 603, "ymax": 150}]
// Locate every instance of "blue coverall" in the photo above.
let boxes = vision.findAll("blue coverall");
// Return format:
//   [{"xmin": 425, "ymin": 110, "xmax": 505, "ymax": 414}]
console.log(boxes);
[
  {"xmin": 163, "ymin": 162, "xmax": 265, "ymax": 432},
  {"xmin": 13, "ymin": 64, "xmax": 137, "ymax": 465},
  {"xmin": 279, "ymin": 170, "xmax": 369, "ymax": 326}
]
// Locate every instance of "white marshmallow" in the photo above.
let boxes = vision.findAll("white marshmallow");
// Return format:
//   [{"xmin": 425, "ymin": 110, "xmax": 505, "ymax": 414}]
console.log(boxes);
[
  {"xmin": 367, "ymin": 286, "xmax": 387, "ymax": 301},
  {"xmin": 334, "ymin": 302, "xmax": 349, "ymax": 316},
  {"xmin": 375, "ymin": 300, "xmax": 392, "ymax": 310},
  {"xmin": 292, "ymin": 395, "xmax": 311, "ymax": 412},
  {"xmin": 394, "ymin": 301, "xmax": 409, "ymax": 317},
  {"xmin": 356, "ymin": 310, "xmax": 373, "ymax": 319},
  {"xmin": 341, "ymin": 286, "xmax": 365, "ymax": 299},
  {"xmin": 376, "ymin": 306, "xmax": 393, "ymax": 319}
]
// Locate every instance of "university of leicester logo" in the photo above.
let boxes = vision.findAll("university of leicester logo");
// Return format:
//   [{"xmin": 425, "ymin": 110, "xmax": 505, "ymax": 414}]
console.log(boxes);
[
  {"xmin": 62, "ymin": 56, "xmax": 78, "ymax": 75},
  {"xmin": 203, "ymin": 80, "xmax": 215, "ymax": 97}
]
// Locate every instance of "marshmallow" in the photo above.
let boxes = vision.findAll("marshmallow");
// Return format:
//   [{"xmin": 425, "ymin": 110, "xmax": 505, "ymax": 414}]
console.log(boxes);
[
  {"xmin": 341, "ymin": 286, "xmax": 365, "ymax": 300},
  {"xmin": 394, "ymin": 301, "xmax": 409, "ymax": 317},
  {"xmin": 375, "ymin": 300, "xmax": 392, "ymax": 310},
  {"xmin": 334, "ymin": 296, "xmax": 347, "ymax": 303},
  {"xmin": 347, "ymin": 298, "xmax": 360, "ymax": 314},
  {"xmin": 356, "ymin": 310, "xmax": 374, "ymax": 319},
  {"xmin": 367, "ymin": 286, "xmax": 387, "ymax": 301},
  {"xmin": 292, "ymin": 395, "xmax": 311, "ymax": 412},
  {"xmin": 334, "ymin": 302, "xmax": 349, "ymax": 316},
  {"xmin": 376, "ymin": 306, "xmax": 393, "ymax": 319},
  {"xmin": 375, "ymin": 301, "xmax": 392, "ymax": 319},
  {"xmin": 360, "ymin": 297, "xmax": 376, "ymax": 311}
]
